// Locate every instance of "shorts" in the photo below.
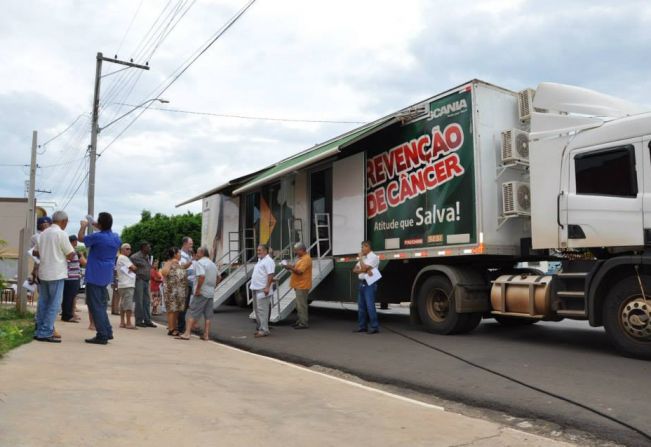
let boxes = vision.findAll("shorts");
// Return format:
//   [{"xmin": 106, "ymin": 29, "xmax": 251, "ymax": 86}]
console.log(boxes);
[
  {"xmin": 187, "ymin": 295, "xmax": 213, "ymax": 321},
  {"xmin": 119, "ymin": 287, "xmax": 135, "ymax": 312}
]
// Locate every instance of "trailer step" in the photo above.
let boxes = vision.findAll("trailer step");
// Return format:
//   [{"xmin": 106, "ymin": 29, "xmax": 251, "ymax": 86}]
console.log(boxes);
[
  {"xmin": 556, "ymin": 272, "xmax": 588, "ymax": 279},
  {"xmin": 556, "ymin": 291, "xmax": 585, "ymax": 298},
  {"xmin": 491, "ymin": 311, "xmax": 545, "ymax": 319},
  {"xmin": 556, "ymin": 309, "xmax": 586, "ymax": 318}
]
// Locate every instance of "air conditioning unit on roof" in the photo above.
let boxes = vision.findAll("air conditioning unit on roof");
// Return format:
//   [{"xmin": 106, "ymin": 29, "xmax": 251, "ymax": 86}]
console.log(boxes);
[
  {"xmin": 518, "ymin": 88, "xmax": 536, "ymax": 121},
  {"xmin": 502, "ymin": 181, "xmax": 531, "ymax": 216},
  {"xmin": 501, "ymin": 129, "xmax": 529, "ymax": 164}
]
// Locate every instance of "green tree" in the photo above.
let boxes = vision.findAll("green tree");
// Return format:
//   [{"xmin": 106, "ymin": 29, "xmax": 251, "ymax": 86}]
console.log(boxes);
[{"xmin": 121, "ymin": 210, "xmax": 201, "ymax": 264}]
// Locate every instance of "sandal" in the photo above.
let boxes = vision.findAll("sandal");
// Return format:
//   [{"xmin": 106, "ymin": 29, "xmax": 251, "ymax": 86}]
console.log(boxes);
[
  {"xmin": 175, "ymin": 335, "xmax": 191, "ymax": 340},
  {"xmin": 167, "ymin": 330, "xmax": 180, "ymax": 336},
  {"xmin": 200, "ymin": 335, "xmax": 209, "ymax": 341},
  {"xmin": 119, "ymin": 323, "xmax": 126, "ymax": 328},
  {"xmin": 126, "ymin": 325, "xmax": 138, "ymax": 330}
]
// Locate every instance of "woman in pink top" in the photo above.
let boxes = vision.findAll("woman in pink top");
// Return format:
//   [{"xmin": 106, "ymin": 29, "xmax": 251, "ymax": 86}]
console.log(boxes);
[{"xmin": 150, "ymin": 260, "xmax": 163, "ymax": 315}]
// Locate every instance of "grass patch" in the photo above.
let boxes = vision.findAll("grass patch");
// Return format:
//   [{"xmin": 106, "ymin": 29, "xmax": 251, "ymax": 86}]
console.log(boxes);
[{"xmin": 0, "ymin": 306, "xmax": 35, "ymax": 357}]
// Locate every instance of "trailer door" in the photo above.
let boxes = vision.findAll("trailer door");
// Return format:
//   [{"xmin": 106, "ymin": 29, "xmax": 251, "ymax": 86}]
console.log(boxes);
[{"xmin": 566, "ymin": 138, "xmax": 643, "ymax": 248}]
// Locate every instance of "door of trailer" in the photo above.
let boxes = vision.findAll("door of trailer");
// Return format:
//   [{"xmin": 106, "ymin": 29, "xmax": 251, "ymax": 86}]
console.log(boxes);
[{"xmin": 309, "ymin": 167, "xmax": 332, "ymax": 256}]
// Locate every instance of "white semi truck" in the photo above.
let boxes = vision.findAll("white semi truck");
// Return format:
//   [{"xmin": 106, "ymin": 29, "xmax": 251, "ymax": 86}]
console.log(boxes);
[{"xmin": 183, "ymin": 80, "xmax": 651, "ymax": 359}]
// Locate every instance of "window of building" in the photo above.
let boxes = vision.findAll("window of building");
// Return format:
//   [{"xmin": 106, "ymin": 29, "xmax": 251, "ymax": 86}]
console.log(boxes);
[{"xmin": 575, "ymin": 145, "xmax": 637, "ymax": 197}]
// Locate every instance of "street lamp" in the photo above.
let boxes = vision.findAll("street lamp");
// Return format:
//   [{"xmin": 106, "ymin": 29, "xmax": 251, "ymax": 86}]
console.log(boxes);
[{"xmin": 99, "ymin": 98, "xmax": 170, "ymax": 133}]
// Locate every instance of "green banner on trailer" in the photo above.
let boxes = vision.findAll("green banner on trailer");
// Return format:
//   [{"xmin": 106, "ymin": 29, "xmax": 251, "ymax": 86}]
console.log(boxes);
[{"xmin": 364, "ymin": 88, "xmax": 476, "ymax": 250}]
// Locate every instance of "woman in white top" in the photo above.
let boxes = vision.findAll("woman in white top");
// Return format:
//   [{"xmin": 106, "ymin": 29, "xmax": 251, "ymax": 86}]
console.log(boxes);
[{"xmin": 352, "ymin": 241, "xmax": 380, "ymax": 334}]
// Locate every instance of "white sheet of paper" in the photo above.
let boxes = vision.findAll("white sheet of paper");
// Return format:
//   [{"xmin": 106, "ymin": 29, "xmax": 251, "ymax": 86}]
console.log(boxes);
[
  {"xmin": 365, "ymin": 268, "xmax": 382, "ymax": 286},
  {"xmin": 28, "ymin": 248, "xmax": 40, "ymax": 264}
]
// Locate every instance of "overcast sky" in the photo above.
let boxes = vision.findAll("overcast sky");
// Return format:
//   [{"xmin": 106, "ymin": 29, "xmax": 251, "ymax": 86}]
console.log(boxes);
[{"xmin": 2, "ymin": 0, "xmax": 651, "ymax": 233}]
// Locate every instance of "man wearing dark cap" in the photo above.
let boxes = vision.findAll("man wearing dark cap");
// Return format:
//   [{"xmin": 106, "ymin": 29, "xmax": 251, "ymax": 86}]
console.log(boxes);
[
  {"xmin": 31, "ymin": 216, "xmax": 52, "ymax": 249},
  {"xmin": 78, "ymin": 212, "xmax": 121, "ymax": 345},
  {"xmin": 61, "ymin": 234, "xmax": 86, "ymax": 322}
]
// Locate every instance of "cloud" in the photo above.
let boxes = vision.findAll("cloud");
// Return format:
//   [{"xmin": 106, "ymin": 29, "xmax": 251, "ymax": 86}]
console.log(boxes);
[{"xmin": 2, "ymin": 0, "xmax": 651, "ymax": 233}]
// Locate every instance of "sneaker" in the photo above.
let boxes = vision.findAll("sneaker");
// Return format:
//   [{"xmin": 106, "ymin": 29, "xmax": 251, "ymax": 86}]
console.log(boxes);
[
  {"xmin": 145, "ymin": 322, "xmax": 157, "ymax": 328},
  {"xmin": 352, "ymin": 328, "xmax": 367, "ymax": 333},
  {"xmin": 294, "ymin": 324, "xmax": 309, "ymax": 330},
  {"xmin": 136, "ymin": 322, "xmax": 147, "ymax": 328},
  {"xmin": 368, "ymin": 329, "xmax": 380, "ymax": 334}
]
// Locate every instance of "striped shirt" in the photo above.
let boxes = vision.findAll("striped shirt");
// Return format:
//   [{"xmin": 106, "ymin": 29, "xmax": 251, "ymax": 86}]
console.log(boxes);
[{"xmin": 67, "ymin": 251, "xmax": 81, "ymax": 280}]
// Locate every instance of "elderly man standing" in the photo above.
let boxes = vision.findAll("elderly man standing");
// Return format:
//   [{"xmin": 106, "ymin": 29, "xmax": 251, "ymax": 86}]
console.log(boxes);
[
  {"xmin": 284, "ymin": 242, "xmax": 312, "ymax": 329},
  {"xmin": 61, "ymin": 234, "xmax": 86, "ymax": 323},
  {"xmin": 177, "ymin": 236, "xmax": 195, "ymax": 333},
  {"xmin": 116, "ymin": 243, "xmax": 138, "ymax": 329},
  {"xmin": 131, "ymin": 241, "xmax": 156, "ymax": 328},
  {"xmin": 250, "ymin": 244, "xmax": 275, "ymax": 338},
  {"xmin": 33, "ymin": 211, "xmax": 75, "ymax": 342},
  {"xmin": 78, "ymin": 212, "xmax": 121, "ymax": 345},
  {"xmin": 177, "ymin": 246, "xmax": 218, "ymax": 341}
]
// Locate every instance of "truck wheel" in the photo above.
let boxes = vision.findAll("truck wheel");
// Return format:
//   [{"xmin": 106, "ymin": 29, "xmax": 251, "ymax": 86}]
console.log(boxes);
[
  {"xmin": 417, "ymin": 276, "xmax": 481, "ymax": 335},
  {"xmin": 494, "ymin": 315, "xmax": 538, "ymax": 326},
  {"xmin": 603, "ymin": 275, "xmax": 651, "ymax": 360}
]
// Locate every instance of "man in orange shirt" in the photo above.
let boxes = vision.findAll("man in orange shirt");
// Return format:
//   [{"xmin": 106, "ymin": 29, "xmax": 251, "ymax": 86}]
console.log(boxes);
[{"xmin": 284, "ymin": 242, "xmax": 312, "ymax": 329}]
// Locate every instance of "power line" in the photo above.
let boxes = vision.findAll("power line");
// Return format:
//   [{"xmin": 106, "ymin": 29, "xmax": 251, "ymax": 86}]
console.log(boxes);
[
  {"xmin": 115, "ymin": 0, "xmax": 144, "ymax": 56},
  {"xmin": 38, "ymin": 113, "xmax": 89, "ymax": 152},
  {"xmin": 99, "ymin": 0, "xmax": 196, "ymax": 135},
  {"xmin": 113, "ymin": 102, "xmax": 367, "ymax": 124},
  {"xmin": 61, "ymin": 171, "xmax": 90, "ymax": 210},
  {"xmin": 98, "ymin": 0, "xmax": 257, "ymax": 157}
]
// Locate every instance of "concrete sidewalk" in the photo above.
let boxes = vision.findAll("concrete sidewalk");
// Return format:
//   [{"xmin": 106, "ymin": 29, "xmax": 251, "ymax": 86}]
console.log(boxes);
[{"xmin": 0, "ymin": 310, "xmax": 574, "ymax": 447}]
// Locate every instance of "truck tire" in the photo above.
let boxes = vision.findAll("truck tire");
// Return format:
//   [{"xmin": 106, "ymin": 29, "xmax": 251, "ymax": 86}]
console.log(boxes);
[
  {"xmin": 417, "ymin": 276, "xmax": 481, "ymax": 335},
  {"xmin": 494, "ymin": 315, "xmax": 538, "ymax": 327},
  {"xmin": 603, "ymin": 275, "xmax": 651, "ymax": 360}
]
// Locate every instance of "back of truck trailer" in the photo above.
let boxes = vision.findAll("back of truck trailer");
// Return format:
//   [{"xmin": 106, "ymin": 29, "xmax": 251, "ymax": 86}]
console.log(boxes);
[{"xmin": 352, "ymin": 80, "xmax": 528, "ymax": 260}]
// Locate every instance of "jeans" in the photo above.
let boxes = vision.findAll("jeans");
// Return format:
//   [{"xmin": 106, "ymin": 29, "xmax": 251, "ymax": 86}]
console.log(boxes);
[
  {"xmin": 357, "ymin": 282, "xmax": 379, "ymax": 331},
  {"xmin": 86, "ymin": 283, "xmax": 113, "ymax": 340},
  {"xmin": 61, "ymin": 279, "xmax": 80, "ymax": 321},
  {"xmin": 134, "ymin": 279, "xmax": 151, "ymax": 324},
  {"xmin": 35, "ymin": 279, "xmax": 65, "ymax": 338},
  {"xmin": 177, "ymin": 283, "xmax": 193, "ymax": 333}
]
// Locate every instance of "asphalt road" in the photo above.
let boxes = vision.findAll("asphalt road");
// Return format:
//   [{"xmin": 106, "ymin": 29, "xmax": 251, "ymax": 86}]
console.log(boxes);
[{"xmin": 166, "ymin": 302, "xmax": 651, "ymax": 446}]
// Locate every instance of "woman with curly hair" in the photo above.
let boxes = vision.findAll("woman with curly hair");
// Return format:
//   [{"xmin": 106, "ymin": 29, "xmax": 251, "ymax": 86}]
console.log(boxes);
[{"xmin": 160, "ymin": 247, "xmax": 187, "ymax": 336}]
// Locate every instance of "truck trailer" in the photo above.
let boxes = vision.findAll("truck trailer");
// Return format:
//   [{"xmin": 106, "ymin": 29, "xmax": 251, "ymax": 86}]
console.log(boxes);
[{"xmin": 179, "ymin": 79, "xmax": 651, "ymax": 359}]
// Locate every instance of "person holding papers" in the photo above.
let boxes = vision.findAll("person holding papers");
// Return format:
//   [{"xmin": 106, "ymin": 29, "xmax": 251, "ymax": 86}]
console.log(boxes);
[
  {"xmin": 352, "ymin": 241, "xmax": 381, "ymax": 334},
  {"xmin": 116, "ymin": 243, "xmax": 138, "ymax": 329}
]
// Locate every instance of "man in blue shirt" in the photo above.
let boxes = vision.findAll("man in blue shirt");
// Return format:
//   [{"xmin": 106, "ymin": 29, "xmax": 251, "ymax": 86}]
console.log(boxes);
[{"xmin": 78, "ymin": 212, "xmax": 121, "ymax": 345}]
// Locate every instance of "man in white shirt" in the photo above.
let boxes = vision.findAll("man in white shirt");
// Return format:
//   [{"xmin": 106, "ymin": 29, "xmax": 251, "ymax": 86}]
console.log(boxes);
[
  {"xmin": 352, "ymin": 240, "xmax": 381, "ymax": 334},
  {"xmin": 178, "ymin": 236, "xmax": 195, "ymax": 333},
  {"xmin": 116, "ymin": 243, "xmax": 138, "ymax": 329},
  {"xmin": 177, "ymin": 246, "xmax": 219, "ymax": 341},
  {"xmin": 249, "ymin": 244, "xmax": 275, "ymax": 338},
  {"xmin": 34, "ymin": 211, "xmax": 75, "ymax": 342}
]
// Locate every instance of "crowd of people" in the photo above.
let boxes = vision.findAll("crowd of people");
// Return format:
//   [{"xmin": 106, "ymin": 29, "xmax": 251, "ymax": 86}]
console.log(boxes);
[{"xmin": 29, "ymin": 209, "xmax": 383, "ymax": 346}]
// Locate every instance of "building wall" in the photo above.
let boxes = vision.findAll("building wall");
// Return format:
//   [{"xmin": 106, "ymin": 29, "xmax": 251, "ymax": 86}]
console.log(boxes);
[{"xmin": 0, "ymin": 198, "xmax": 28, "ymax": 258}]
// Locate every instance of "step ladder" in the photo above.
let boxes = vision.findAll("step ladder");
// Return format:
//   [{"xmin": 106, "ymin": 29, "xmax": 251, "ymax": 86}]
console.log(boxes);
[
  {"xmin": 248, "ymin": 213, "xmax": 334, "ymax": 323},
  {"xmin": 554, "ymin": 270, "xmax": 589, "ymax": 318},
  {"xmin": 212, "ymin": 229, "xmax": 257, "ymax": 310}
]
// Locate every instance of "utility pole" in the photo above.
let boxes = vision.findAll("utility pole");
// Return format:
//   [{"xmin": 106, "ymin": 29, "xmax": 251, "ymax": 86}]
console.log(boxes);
[
  {"xmin": 17, "ymin": 131, "xmax": 37, "ymax": 313},
  {"xmin": 87, "ymin": 52, "xmax": 149, "ymax": 232}
]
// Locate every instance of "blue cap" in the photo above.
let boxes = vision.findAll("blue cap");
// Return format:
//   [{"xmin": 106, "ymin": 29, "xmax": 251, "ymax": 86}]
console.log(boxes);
[{"xmin": 37, "ymin": 216, "xmax": 52, "ymax": 227}]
